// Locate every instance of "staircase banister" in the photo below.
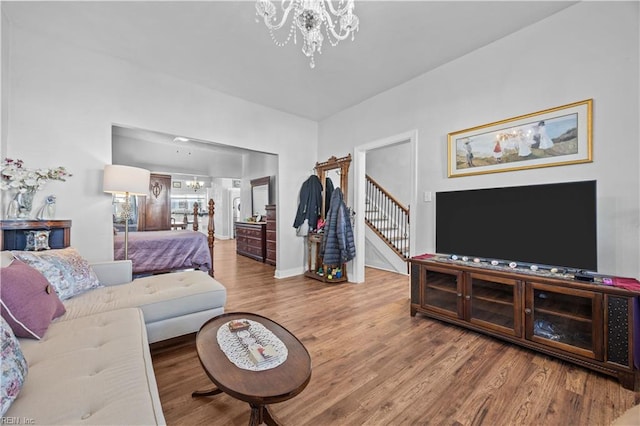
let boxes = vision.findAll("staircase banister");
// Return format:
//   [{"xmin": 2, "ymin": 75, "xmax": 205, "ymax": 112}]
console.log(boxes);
[{"xmin": 365, "ymin": 174, "xmax": 409, "ymax": 213}]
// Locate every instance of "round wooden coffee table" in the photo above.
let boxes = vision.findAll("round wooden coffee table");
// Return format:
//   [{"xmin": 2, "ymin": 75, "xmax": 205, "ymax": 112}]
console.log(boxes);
[{"xmin": 192, "ymin": 312, "xmax": 312, "ymax": 426}]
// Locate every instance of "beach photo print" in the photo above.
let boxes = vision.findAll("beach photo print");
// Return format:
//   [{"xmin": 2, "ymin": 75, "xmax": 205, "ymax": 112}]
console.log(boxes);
[{"xmin": 447, "ymin": 99, "xmax": 592, "ymax": 177}]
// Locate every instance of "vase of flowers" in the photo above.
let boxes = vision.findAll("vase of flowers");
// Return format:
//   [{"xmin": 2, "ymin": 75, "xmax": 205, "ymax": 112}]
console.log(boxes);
[
  {"xmin": 13, "ymin": 190, "xmax": 36, "ymax": 219},
  {"xmin": 1, "ymin": 158, "xmax": 72, "ymax": 219}
]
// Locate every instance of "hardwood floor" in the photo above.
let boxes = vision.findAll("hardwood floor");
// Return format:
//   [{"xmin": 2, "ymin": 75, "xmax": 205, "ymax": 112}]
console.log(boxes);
[{"xmin": 152, "ymin": 239, "xmax": 639, "ymax": 425}]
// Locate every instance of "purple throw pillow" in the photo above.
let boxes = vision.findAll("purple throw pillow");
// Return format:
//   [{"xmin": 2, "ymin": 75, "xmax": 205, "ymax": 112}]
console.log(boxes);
[{"xmin": 0, "ymin": 259, "xmax": 66, "ymax": 339}]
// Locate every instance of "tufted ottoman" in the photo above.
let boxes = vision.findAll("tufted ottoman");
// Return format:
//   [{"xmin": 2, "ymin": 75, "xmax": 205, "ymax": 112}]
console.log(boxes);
[{"xmin": 61, "ymin": 269, "xmax": 227, "ymax": 343}]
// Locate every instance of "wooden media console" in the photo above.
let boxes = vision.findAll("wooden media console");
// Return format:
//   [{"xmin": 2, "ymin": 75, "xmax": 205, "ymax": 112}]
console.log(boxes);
[{"xmin": 410, "ymin": 256, "xmax": 640, "ymax": 390}]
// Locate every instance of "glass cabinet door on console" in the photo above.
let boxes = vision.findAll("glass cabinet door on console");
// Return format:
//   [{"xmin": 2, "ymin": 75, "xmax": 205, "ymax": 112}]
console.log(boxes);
[
  {"xmin": 467, "ymin": 273, "xmax": 522, "ymax": 338},
  {"xmin": 525, "ymin": 282, "xmax": 603, "ymax": 361},
  {"xmin": 421, "ymin": 266, "xmax": 462, "ymax": 319}
]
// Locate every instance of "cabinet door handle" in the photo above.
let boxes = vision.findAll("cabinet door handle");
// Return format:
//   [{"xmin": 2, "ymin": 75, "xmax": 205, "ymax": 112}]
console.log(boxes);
[
  {"xmin": 524, "ymin": 308, "xmax": 532, "ymax": 315},
  {"xmin": 465, "ymin": 295, "xmax": 471, "ymax": 300},
  {"xmin": 457, "ymin": 293, "xmax": 463, "ymax": 297}
]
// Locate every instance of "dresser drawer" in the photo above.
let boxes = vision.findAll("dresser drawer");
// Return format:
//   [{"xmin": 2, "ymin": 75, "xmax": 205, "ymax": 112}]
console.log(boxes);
[
  {"xmin": 242, "ymin": 244, "xmax": 264, "ymax": 257},
  {"xmin": 235, "ymin": 221, "xmax": 266, "ymax": 262},
  {"xmin": 239, "ymin": 227, "xmax": 263, "ymax": 239},
  {"xmin": 266, "ymin": 205, "xmax": 276, "ymax": 219},
  {"xmin": 266, "ymin": 251, "xmax": 276, "ymax": 266},
  {"xmin": 236, "ymin": 235, "xmax": 260, "ymax": 247}
]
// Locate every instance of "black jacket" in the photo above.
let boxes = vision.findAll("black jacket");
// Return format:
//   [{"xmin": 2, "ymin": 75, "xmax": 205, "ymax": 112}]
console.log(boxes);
[
  {"xmin": 324, "ymin": 177, "xmax": 335, "ymax": 216},
  {"xmin": 293, "ymin": 175, "xmax": 323, "ymax": 231}
]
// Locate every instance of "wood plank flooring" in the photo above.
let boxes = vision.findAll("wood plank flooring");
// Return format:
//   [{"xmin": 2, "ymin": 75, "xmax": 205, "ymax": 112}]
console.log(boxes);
[{"xmin": 151, "ymin": 239, "xmax": 639, "ymax": 425}]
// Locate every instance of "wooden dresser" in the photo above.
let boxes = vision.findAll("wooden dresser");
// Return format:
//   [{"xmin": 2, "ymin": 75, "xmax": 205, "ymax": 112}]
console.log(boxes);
[
  {"xmin": 265, "ymin": 205, "xmax": 276, "ymax": 266},
  {"xmin": 235, "ymin": 221, "xmax": 266, "ymax": 262}
]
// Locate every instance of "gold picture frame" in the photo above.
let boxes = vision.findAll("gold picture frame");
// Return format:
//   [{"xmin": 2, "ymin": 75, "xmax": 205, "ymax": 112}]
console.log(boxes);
[{"xmin": 447, "ymin": 99, "xmax": 593, "ymax": 177}]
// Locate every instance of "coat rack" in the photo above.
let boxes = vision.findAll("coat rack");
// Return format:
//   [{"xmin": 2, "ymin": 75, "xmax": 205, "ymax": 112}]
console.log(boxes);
[{"xmin": 304, "ymin": 153, "xmax": 352, "ymax": 283}]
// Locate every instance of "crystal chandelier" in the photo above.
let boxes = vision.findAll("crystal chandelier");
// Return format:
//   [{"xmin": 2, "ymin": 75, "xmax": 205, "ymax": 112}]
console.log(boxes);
[
  {"xmin": 255, "ymin": 0, "xmax": 359, "ymax": 68},
  {"xmin": 186, "ymin": 177, "xmax": 204, "ymax": 192}
]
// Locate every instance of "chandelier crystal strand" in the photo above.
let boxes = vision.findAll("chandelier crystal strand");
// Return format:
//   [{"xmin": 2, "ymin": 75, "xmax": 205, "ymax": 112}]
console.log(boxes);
[{"xmin": 255, "ymin": 0, "xmax": 359, "ymax": 68}]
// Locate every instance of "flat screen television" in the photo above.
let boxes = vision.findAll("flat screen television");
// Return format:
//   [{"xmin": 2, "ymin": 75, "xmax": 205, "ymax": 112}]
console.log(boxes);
[{"xmin": 435, "ymin": 180, "xmax": 597, "ymax": 271}]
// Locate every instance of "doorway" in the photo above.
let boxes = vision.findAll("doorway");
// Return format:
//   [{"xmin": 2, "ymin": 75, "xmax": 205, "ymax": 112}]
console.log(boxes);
[
  {"xmin": 229, "ymin": 188, "xmax": 241, "ymax": 238},
  {"xmin": 352, "ymin": 130, "xmax": 418, "ymax": 283}
]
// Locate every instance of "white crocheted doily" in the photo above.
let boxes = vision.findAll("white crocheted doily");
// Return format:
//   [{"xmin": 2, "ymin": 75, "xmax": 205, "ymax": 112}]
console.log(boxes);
[{"xmin": 217, "ymin": 319, "xmax": 288, "ymax": 371}]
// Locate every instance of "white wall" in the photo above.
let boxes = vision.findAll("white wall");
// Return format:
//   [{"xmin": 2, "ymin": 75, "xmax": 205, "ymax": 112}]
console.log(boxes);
[
  {"xmin": 319, "ymin": 2, "xmax": 640, "ymax": 278},
  {"xmin": 240, "ymin": 151, "xmax": 278, "ymax": 221},
  {"xmin": 1, "ymin": 10, "xmax": 9, "ymax": 157},
  {"xmin": 3, "ymin": 25, "xmax": 318, "ymax": 277},
  {"xmin": 209, "ymin": 178, "xmax": 232, "ymax": 239},
  {"xmin": 206, "ymin": 178, "xmax": 237, "ymax": 239},
  {"xmin": 366, "ymin": 141, "xmax": 411, "ymax": 206},
  {"xmin": 4, "ymin": 2, "xmax": 638, "ymax": 279}
]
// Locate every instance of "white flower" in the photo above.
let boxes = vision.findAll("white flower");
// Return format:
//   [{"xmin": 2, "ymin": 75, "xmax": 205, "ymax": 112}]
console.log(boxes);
[{"xmin": 1, "ymin": 158, "xmax": 72, "ymax": 192}]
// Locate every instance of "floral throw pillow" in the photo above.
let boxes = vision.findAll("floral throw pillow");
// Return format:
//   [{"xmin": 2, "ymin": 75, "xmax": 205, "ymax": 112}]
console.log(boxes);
[
  {"xmin": 0, "ymin": 316, "xmax": 28, "ymax": 416},
  {"xmin": 24, "ymin": 230, "xmax": 51, "ymax": 251},
  {"xmin": 11, "ymin": 247, "xmax": 103, "ymax": 301}
]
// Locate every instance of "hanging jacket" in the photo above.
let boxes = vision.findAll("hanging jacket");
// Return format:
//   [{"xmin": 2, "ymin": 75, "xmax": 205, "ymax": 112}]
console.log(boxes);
[
  {"xmin": 324, "ymin": 177, "xmax": 335, "ymax": 217},
  {"xmin": 320, "ymin": 188, "xmax": 356, "ymax": 266},
  {"xmin": 293, "ymin": 175, "xmax": 323, "ymax": 231}
]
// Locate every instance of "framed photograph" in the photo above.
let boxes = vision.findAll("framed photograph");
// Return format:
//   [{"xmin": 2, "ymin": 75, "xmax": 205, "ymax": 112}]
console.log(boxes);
[
  {"xmin": 172, "ymin": 181, "xmax": 181, "ymax": 188},
  {"xmin": 447, "ymin": 99, "xmax": 592, "ymax": 177}
]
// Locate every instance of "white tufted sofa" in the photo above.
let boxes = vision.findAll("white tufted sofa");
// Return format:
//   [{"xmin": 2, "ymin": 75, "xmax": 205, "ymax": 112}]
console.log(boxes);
[{"xmin": 2, "ymin": 252, "xmax": 227, "ymax": 425}]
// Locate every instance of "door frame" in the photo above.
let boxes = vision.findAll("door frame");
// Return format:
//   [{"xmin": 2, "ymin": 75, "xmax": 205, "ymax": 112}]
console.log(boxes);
[{"xmin": 352, "ymin": 129, "xmax": 418, "ymax": 283}]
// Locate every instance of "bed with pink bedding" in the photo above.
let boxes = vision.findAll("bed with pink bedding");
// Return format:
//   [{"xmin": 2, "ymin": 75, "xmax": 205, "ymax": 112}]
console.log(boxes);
[
  {"xmin": 114, "ymin": 230, "xmax": 212, "ymax": 275},
  {"xmin": 114, "ymin": 199, "xmax": 216, "ymax": 277}
]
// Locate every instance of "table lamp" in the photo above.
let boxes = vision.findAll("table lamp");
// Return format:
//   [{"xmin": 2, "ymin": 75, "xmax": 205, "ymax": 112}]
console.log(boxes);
[{"xmin": 103, "ymin": 165, "xmax": 150, "ymax": 260}]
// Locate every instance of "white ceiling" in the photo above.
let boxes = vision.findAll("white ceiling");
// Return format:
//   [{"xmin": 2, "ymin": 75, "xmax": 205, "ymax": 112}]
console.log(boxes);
[
  {"xmin": 111, "ymin": 125, "xmax": 275, "ymax": 178},
  {"xmin": 2, "ymin": 1, "xmax": 576, "ymax": 122}
]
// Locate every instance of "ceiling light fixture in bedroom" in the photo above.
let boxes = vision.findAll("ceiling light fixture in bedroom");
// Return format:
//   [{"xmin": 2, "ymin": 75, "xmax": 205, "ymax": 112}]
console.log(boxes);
[
  {"xmin": 186, "ymin": 177, "xmax": 204, "ymax": 191},
  {"xmin": 255, "ymin": 0, "xmax": 359, "ymax": 68}
]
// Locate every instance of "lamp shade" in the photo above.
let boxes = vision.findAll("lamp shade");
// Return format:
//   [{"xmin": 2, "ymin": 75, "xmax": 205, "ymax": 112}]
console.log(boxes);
[{"xmin": 103, "ymin": 165, "xmax": 150, "ymax": 196}]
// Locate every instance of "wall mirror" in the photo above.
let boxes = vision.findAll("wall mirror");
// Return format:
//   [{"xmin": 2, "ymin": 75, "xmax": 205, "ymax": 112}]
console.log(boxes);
[
  {"xmin": 251, "ymin": 176, "xmax": 270, "ymax": 220},
  {"xmin": 315, "ymin": 154, "xmax": 351, "ymax": 219}
]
